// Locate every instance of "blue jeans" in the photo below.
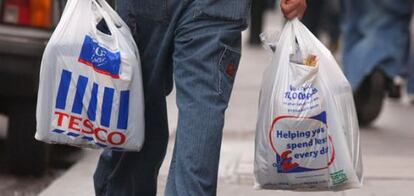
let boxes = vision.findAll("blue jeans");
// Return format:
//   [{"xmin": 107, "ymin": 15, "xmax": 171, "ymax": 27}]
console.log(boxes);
[
  {"xmin": 341, "ymin": 0, "xmax": 412, "ymax": 90},
  {"xmin": 93, "ymin": 0, "xmax": 251, "ymax": 195},
  {"xmin": 408, "ymin": 53, "xmax": 414, "ymax": 94}
]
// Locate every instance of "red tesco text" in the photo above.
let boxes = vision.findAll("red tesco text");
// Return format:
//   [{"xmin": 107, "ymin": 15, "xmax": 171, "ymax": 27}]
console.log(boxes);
[{"xmin": 54, "ymin": 111, "xmax": 126, "ymax": 145}]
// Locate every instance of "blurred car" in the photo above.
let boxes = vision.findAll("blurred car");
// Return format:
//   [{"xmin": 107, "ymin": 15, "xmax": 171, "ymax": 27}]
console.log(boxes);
[{"xmin": 0, "ymin": 0, "xmax": 114, "ymax": 176}]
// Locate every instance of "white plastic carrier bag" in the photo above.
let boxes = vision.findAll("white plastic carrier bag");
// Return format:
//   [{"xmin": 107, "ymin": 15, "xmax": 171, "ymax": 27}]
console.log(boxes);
[
  {"xmin": 254, "ymin": 19, "xmax": 363, "ymax": 191},
  {"xmin": 35, "ymin": 0, "xmax": 145, "ymax": 151}
]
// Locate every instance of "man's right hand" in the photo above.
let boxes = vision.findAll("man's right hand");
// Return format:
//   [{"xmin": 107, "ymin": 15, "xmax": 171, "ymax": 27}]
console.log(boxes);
[{"xmin": 280, "ymin": 0, "xmax": 307, "ymax": 20}]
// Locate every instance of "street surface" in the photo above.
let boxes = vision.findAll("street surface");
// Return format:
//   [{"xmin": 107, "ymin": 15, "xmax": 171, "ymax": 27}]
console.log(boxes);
[
  {"xmin": 160, "ymin": 100, "xmax": 414, "ymax": 196},
  {"xmin": 0, "ymin": 115, "xmax": 81, "ymax": 196}
]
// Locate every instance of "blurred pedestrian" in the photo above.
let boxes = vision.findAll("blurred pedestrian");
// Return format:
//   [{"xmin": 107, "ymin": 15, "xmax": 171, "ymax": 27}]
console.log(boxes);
[
  {"xmin": 249, "ymin": 0, "xmax": 278, "ymax": 45},
  {"xmin": 341, "ymin": 0, "xmax": 413, "ymax": 125},
  {"xmin": 249, "ymin": 0, "xmax": 267, "ymax": 45},
  {"xmin": 93, "ymin": 1, "xmax": 306, "ymax": 196},
  {"xmin": 301, "ymin": 0, "xmax": 341, "ymax": 52},
  {"xmin": 407, "ymin": 25, "xmax": 414, "ymax": 103}
]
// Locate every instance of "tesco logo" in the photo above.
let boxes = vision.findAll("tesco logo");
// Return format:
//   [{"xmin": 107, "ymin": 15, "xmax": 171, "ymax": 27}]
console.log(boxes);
[
  {"xmin": 51, "ymin": 69, "xmax": 130, "ymax": 148},
  {"xmin": 54, "ymin": 111, "xmax": 126, "ymax": 146}
]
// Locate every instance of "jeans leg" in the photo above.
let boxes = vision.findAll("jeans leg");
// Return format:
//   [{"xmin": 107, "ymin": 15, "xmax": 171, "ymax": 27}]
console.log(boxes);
[
  {"xmin": 341, "ymin": 0, "xmax": 412, "ymax": 90},
  {"xmin": 407, "ymin": 50, "xmax": 414, "ymax": 95},
  {"xmin": 301, "ymin": 0, "xmax": 324, "ymax": 36},
  {"xmin": 93, "ymin": 1, "xmax": 174, "ymax": 195},
  {"xmin": 374, "ymin": 0, "xmax": 412, "ymax": 79},
  {"xmin": 164, "ymin": 7, "xmax": 246, "ymax": 196},
  {"xmin": 249, "ymin": 0, "xmax": 266, "ymax": 44},
  {"xmin": 93, "ymin": 60, "xmax": 170, "ymax": 195},
  {"xmin": 165, "ymin": 137, "xmax": 178, "ymax": 194}
]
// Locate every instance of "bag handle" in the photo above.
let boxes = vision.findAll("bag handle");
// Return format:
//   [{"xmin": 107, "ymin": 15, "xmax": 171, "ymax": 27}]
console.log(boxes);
[
  {"xmin": 95, "ymin": 0, "xmax": 125, "ymax": 28},
  {"xmin": 50, "ymin": 0, "xmax": 79, "ymax": 38},
  {"xmin": 268, "ymin": 19, "xmax": 295, "ymax": 114},
  {"xmin": 58, "ymin": 0, "xmax": 77, "ymax": 24},
  {"xmin": 89, "ymin": 0, "xmax": 121, "ymax": 50},
  {"xmin": 291, "ymin": 18, "xmax": 332, "ymax": 60},
  {"xmin": 91, "ymin": 0, "xmax": 118, "ymax": 33},
  {"xmin": 287, "ymin": 18, "xmax": 307, "ymax": 61},
  {"xmin": 95, "ymin": 0, "xmax": 140, "ymax": 55}
]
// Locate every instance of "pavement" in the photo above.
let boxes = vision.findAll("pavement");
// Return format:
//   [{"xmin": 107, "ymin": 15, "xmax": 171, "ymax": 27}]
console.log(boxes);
[
  {"xmin": 39, "ymin": 99, "xmax": 414, "ymax": 196},
  {"xmin": 39, "ymin": 11, "xmax": 414, "ymax": 196}
]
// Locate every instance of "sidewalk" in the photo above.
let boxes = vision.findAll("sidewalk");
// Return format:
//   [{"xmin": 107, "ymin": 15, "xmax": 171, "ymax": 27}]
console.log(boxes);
[
  {"xmin": 39, "ymin": 11, "xmax": 414, "ymax": 196},
  {"xmin": 40, "ymin": 108, "xmax": 414, "ymax": 196}
]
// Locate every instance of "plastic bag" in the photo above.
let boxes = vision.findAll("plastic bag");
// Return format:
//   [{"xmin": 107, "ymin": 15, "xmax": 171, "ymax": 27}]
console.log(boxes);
[
  {"xmin": 35, "ymin": 0, "xmax": 145, "ymax": 151},
  {"xmin": 254, "ymin": 19, "xmax": 363, "ymax": 191},
  {"xmin": 260, "ymin": 31, "xmax": 280, "ymax": 54}
]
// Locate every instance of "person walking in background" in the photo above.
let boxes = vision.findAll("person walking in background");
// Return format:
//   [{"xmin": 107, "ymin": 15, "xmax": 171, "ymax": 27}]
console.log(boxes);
[
  {"xmin": 249, "ymin": 0, "xmax": 277, "ymax": 45},
  {"xmin": 341, "ymin": 0, "xmax": 413, "ymax": 125},
  {"xmin": 249, "ymin": 0, "xmax": 267, "ymax": 45},
  {"xmin": 93, "ymin": 0, "xmax": 306, "ymax": 196},
  {"xmin": 301, "ymin": 0, "xmax": 341, "ymax": 52},
  {"xmin": 407, "ymin": 18, "xmax": 414, "ymax": 104}
]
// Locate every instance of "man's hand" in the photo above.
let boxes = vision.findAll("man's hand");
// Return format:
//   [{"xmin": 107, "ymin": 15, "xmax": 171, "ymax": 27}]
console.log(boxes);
[{"xmin": 280, "ymin": 0, "xmax": 307, "ymax": 20}]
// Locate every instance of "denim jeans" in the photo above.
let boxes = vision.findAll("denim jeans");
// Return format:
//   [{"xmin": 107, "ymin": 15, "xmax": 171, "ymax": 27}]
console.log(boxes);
[
  {"xmin": 93, "ymin": 0, "xmax": 251, "ymax": 196},
  {"xmin": 341, "ymin": 0, "xmax": 413, "ymax": 90},
  {"xmin": 408, "ymin": 20, "xmax": 414, "ymax": 95},
  {"xmin": 408, "ymin": 52, "xmax": 414, "ymax": 94}
]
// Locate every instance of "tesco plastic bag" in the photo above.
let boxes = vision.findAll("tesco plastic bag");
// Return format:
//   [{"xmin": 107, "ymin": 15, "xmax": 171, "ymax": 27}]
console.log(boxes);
[
  {"xmin": 254, "ymin": 19, "xmax": 363, "ymax": 191},
  {"xmin": 35, "ymin": 0, "xmax": 145, "ymax": 151}
]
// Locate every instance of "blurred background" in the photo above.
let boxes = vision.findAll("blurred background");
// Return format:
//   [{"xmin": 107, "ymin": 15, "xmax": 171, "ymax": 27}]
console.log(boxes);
[{"xmin": 0, "ymin": 0, "xmax": 413, "ymax": 195}]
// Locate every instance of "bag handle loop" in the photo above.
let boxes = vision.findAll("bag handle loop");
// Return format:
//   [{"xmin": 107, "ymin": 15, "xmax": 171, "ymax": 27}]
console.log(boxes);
[
  {"xmin": 89, "ymin": 0, "xmax": 120, "ymax": 50},
  {"xmin": 95, "ymin": 0, "xmax": 125, "ymax": 28}
]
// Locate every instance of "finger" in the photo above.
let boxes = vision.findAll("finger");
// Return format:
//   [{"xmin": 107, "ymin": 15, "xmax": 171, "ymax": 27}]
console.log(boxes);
[
  {"xmin": 285, "ymin": 9, "xmax": 299, "ymax": 20},
  {"xmin": 297, "ymin": 8, "xmax": 305, "ymax": 19},
  {"xmin": 297, "ymin": 2, "xmax": 307, "ymax": 19},
  {"xmin": 281, "ymin": 3, "xmax": 298, "ymax": 14},
  {"xmin": 280, "ymin": 0, "xmax": 301, "ymax": 14}
]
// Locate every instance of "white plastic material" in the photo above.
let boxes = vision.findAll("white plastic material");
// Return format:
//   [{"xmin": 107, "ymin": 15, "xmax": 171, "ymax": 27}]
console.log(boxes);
[
  {"xmin": 254, "ymin": 19, "xmax": 363, "ymax": 191},
  {"xmin": 35, "ymin": 0, "xmax": 145, "ymax": 151}
]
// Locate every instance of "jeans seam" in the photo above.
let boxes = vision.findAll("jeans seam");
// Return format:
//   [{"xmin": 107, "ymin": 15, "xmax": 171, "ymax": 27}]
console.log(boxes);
[
  {"xmin": 105, "ymin": 152, "xmax": 127, "ymax": 182},
  {"xmin": 192, "ymin": 4, "xmax": 248, "ymax": 25},
  {"xmin": 164, "ymin": 0, "xmax": 169, "ymax": 21},
  {"xmin": 217, "ymin": 43, "xmax": 241, "ymax": 100},
  {"xmin": 217, "ymin": 47, "xmax": 227, "ymax": 95}
]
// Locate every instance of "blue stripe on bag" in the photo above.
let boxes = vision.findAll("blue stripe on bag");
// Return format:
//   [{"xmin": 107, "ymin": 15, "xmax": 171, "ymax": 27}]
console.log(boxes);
[
  {"xmin": 55, "ymin": 70, "xmax": 72, "ymax": 110},
  {"xmin": 87, "ymin": 83, "xmax": 98, "ymax": 121},
  {"xmin": 52, "ymin": 129, "xmax": 65, "ymax": 134},
  {"xmin": 82, "ymin": 136, "xmax": 94, "ymax": 141},
  {"xmin": 71, "ymin": 76, "xmax": 88, "ymax": 114},
  {"xmin": 96, "ymin": 143, "xmax": 107, "ymax": 148},
  {"xmin": 101, "ymin": 87, "xmax": 114, "ymax": 127},
  {"xmin": 67, "ymin": 132, "xmax": 80, "ymax": 137},
  {"xmin": 117, "ymin": 91, "xmax": 129, "ymax": 130}
]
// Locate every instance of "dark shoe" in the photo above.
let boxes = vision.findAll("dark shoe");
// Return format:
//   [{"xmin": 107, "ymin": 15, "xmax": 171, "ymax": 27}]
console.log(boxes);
[
  {"xmin": 386, "ymin": 76, "xmax": 402, "ymax": 99},
  {"xmin": 354, "ymin": 70, "xmax": 386, "ymax": 126}
]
